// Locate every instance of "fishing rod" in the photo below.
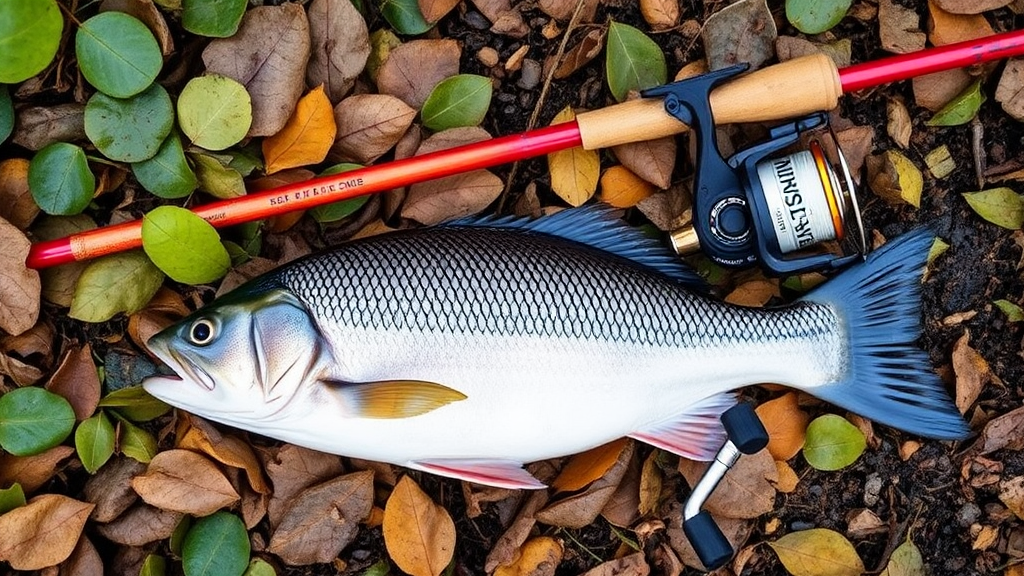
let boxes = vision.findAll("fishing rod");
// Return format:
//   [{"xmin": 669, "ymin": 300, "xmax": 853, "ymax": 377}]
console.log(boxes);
[{"xmin": 25, "ymin": 29, "xmax": 1024, "ymax": 270}]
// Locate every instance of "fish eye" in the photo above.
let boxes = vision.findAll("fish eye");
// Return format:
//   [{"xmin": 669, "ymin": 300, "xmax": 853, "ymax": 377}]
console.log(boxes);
[{"xmin": 188, "ymin": 318, "xmax": 216, "ymax": 346}]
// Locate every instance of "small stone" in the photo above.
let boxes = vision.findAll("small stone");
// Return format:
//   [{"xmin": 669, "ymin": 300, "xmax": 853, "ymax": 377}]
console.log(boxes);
[
  {"xmin": 464, "ymin": 10, "xmax": 491, "ymax": 30},
  {"xmin": 808, "ymin": 485, "xmax": 823, "ymax": 498},
  {"xmin": 864, "ymin": 474, "xmax": 882, "ymax": 507},
  {"xmin": 477, "ymin": 47, "xmax": 500, "ymax": 68},
  {"xmin": 517, "ymin": 59, "xmax": 542, "ymax": 90},
  {"xmin": 505, "ymin": 44, "xmax": 529, "ymax": 72},
  {"xmin": 958, "ymin": 503, "xmax": 982, "ymax": 527},
  {"xmin": 791, "ymin": 520, "xmax": 816, "ymax": 531}
]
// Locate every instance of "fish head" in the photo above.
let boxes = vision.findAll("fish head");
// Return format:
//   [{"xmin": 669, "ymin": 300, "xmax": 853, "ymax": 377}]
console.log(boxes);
[{"xmin": 143, "ymin": 284, "xmax": 329, "ymax": 429}]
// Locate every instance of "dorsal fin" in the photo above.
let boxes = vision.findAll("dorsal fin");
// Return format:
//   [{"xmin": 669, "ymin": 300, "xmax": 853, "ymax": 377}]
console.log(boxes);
[{"xmin": 446, "ymin": 206, "xmax": 706, "ymax": 289}]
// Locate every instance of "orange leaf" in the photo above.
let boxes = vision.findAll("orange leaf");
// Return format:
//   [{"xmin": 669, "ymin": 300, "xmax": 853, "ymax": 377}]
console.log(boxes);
[
  {"xmin": 262, "ymin": 85, "xmax": 337, "ymax": 174},
  {"xmin": 552, "ymin": 438, "xmax": 629, "ymax": 493},
  {"xmin": 598, "ymin": 165, "xmax": 655, "ymax": 208},
  {"xmin": 176, "ymin": 414, "xmax": 271, "ymax": 495},
  {"xmin": 756, "ymin": 392, "xmax": 810, "ymax": 461},
  {"xmin": 383, "ymin": 476, "xmax": 456, "ymax": 576},
  {"xmin": 493, "ymin": 537, "xmax": 564, "ymax": 576},
  {"xmin": 0, "ymin": 494, "xmax": 94, "ymax": 570}
]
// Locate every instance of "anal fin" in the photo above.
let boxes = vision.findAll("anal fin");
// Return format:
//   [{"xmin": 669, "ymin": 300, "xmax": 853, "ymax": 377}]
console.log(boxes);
[
  {"xmin": 628, "ymin": 393, "xmax": 735, "ymax": 461},
  {"xmin": 413, "ymin": 458, "xmax": 546, "ymax": 489}
]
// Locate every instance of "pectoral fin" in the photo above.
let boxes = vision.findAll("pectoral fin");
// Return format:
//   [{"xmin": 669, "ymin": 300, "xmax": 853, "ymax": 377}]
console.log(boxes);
[
  {"xmin": 323, "ymin": 379, "xmax": 467, "ymax": 419},
  {"xmin": 628, "ymin": 393, "xmax": 735, "ymax": 461},
  {"xmin": 413, "ymin": 458, "xmax": 546, "ymax": 489}
]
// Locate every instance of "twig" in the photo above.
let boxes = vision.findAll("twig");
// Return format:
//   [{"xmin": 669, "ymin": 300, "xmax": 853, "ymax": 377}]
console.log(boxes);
[{"xmin": 971, "ymin": 116, "xmax": 986, "ymax": 189}]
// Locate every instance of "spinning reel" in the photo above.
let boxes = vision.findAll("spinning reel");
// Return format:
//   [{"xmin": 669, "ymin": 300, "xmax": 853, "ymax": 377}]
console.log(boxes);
[{"xmin": 642, "ymin": 65, "xmax": 868, "ymax": 276}]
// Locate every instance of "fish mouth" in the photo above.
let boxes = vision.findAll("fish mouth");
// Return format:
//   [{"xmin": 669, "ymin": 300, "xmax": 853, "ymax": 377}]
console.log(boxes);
[{"xmin": 145, "ymin": 334, "xmax": 216, "ymax": 392}]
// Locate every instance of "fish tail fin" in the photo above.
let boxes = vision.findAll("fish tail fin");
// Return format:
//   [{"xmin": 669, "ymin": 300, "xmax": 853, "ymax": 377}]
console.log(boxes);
[{"xmin": 800, "ymin": 230, "xmax": 969, "ymax": 440}]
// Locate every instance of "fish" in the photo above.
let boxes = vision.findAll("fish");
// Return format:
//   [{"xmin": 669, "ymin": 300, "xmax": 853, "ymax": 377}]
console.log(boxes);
[{"xmin": 142, "ymin": 207, "xmax": 968, "ymax": 489}]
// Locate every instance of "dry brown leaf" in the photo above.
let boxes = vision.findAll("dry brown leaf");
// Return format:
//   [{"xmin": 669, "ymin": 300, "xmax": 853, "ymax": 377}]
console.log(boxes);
[
  {"xmin": 953, "ymin": 332, "xmax": 992, "ymax": 414},
  {"xmin": 1001, "ymin": 476, "xmax": 1024, "ymax": 520},
  {"xmin": 552, "ymin": 438, "xmax": 629, "ymax": 493},
  {"xmin": 612, "ymin": 137, "xmax": 676, "ymax": 190},
  {"xmin": 84, "ymin": 457, "xmax": 145, "ymax": 523},
  {"xmin": 419, "ymin": 0, "xmax": 459, "ymax": 22},
  {"xmin": 538, "ymin": 0, "xmax": 598, "ymax": 21},
  {"xmin": 99, "ymin": 0, "xmax": 173, "ymax": 56},
  {"xmin": 203, "ymin": 4, "xmax": 311, "ymax": 137},
  {"xmin": 0, "ymin": 494, "xmax": 94, "ymax": 570},
  {"xmin": 377, "ymin": 39, "xmax": 461, "ymax": 110},
  {"xmin": 636, "ymin": 184, "xmax": 689, "ymax": 231},
  {"xmin": 44, "ymin": 344, "xmax": 101, "ymax": 421},
  {"xmin": 537, "ymin": 441, "xmax": 634, "ymax": 529},
  {"xmin": 641, "ymin": 0, "xmax": 678, "ymax": 29},
  {"xmin": 702, "ymin": 0, "xmax": 777, "ymax": 71},
  {"xmin": 59, "ymin": 535, "xmax": 103, "ymax": 576},
  {"xmin": 0, "ymin": 323, "xmax": 53, "ymax": 385},
  {"xmin": 263, "ymin": 443, "xmax": 345, "ymax": 528},
  {"xmin": 775, "ymin": 36, "xmax": 851, "ymax": 68},
  {"xmin": 878, "ymin": 0, "xmax": 926, "ymax": 54},
  {"xmin": 600, "ymin": 449, "xmax": 642, "ymax": 528},
  {"xmin": 887, "ymin": 99, "xmax": 912, "ymax": 149},
  {"xmin": 933, "ymin": 0, "xmax": 1011, "ymax": 15},
  {"xmin": 667, "ymin": 506, "xmax": 753, "ymax": 571},
  {"xmin": 579, "ymin": 552, "xmax": 649, "ymax": 576},
  {"xmin": 0, "ymin": 217, "xmax": 41, "ymax": 336},
  {"xmin": 268, "ymin": 470, "xmax": 374, "ymax": 565},
  {"xmin": 867, "ymin": 149, "xmax": 923, "ymax": 208},
  {"xmin": 755, "ymin": 392, "xmax": 810, "ymax": 461},
  {"xmin": 331, "ymin": 94, "xmax": 416, "ymax": 164},
  {"xmin": 928, "ymin": 0, "xmax": 994, "ymax": 47},
  {"xmin": 176, "ymin": 414, "xmax": 270, "ymax": 496},
  {"xmin": 547, "ymin": 107, "xmax": 599, "ymax": 207},
  {"xmin": 846, "ymin": 508, "xmax": 886, "ymax": 539},
  {"xmin": 493, "ymin": 536, "xmax": 563, "ymax": 576},
  {"xmin": 0, "ymin": 446, "xmax": 75, "ymax": 494},
  {"xmin": 383, "ymin": 476, "xmax": 456, "ymax": 576},
  {"xmin": 485, "ymin": 490, "xmax": 549, "ymax": 572},
  {"xmin": 973, "ymin": 525, "xmax": 999, "ymax": 550},
  {"xmin": 726, "ymin": 278, "xmax": 780, "ymax": 307},
  {"xmin": 639, "ymin": 451, "xmax": 663, "ymax": 515},
  {"xmin": 0, "ymin": 158, "xmax": 39, "ymax": 230},
  {"xmin": 94, "ymin": 504, "xmax": 184, "ymax": 546},
  {"xmin": 773, "ymin": 459, "xmax": 799, "ymax": 493},
  {"xmin": 553, "ymin": 28, "xmax": 605, "ymax": 80},
  {"xmin": 12, "ymin": 104, "xmax": 86, "ymax": 151},
  {"xmin": 996, "ymin": 58, "xmax": 1024, "ymax": 122},
  {"xmin": 263, "ymin": 86, "xmax": 337, "ymax": 175},
  {"xmin": 403, "ymin": 170, "xmax": 503, "ymax": 225},
  {"xmin": 834, "ymin": 126, "xmax": 874, "ymax": 185},
  {"xmin": 969, "ymin": 405, "xmax": 1024, "ymax": 455},
  {"xmin": 307, "ymin": 0, "xmax": 370, "ymax": 103},
  {"xmin": 899, "ymin": 440, "xmax": 922, "ymax": 461},
  {"xmin": 131, "ymin": 449, "xmax": 240, "ymax": 515},
  {"xmin": 913, "ymin": 68, "xmax": 973, "ymax": 112},
  {"xmin": 679, "ymin": 448, "xmax": 777, "ymax": 519}
]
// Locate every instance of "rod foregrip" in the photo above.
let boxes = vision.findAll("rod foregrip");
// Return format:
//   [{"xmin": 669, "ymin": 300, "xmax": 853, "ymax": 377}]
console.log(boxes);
[{"xmin": 575, "ymin": 54, "xmax": 842, "ymax": 149}]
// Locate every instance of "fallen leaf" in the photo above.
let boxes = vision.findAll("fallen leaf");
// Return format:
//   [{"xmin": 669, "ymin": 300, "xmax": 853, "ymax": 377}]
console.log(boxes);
[
  {"xmin": 383, "ymin": 476, "xmax": 456, "ymax": 576},
  {"xmin": 1001, "ymin": 476, "xmax": 1024, "ymax": 520},
  {"xmin": 0, "ymin": 446, "xmax": 75, "ymax": 493},
  {"xmin": 933, "ymin": 0, "xmax": 1011, "ymax": 13},
  {"xmin": 377, "ymin": 39, "xmax": 461, "ymax": 110},
  {"xmin": 636, "ymin": 184, "xmax": 689, "ymax": 231},
  {"xmin": 419, "ymin": 0, "xmax": 459, "ymax": 22},
  {"xmin": 769, "ymin": 528, "xmax": 865, "ymax": 576},
  {"xmin": 803, "ymin": 415, "xmax": 867, "ymax": 471},
  {"xmin": 306, "ymin": 0, "xmax": 370, "ymax": 103},
  {"xmin": 0, "ymin": 217, "xmax": 41, "ymax": 336},
  {"xmin": 84, "ymin": 456, "xmax": 145, "ymax": 522},
  {"xmin": 131, "ymin": 449, "xmax": 241, "ymax": 516},
  {"xmin": 0, "ymin": 158, "xmax": 39, "ymax": 229},
  {"xmin": 547, "ymin": 106, "xmax": 599, "ymax": 207},
  {"xmin": 638, "ymin": 451, "xmax": 663, "ymax": 515},
  {"xmin": 996, "ymin": 58, "xmax": 1024, "ymax": 122},
  {"xmin": 552, "ymin": 438, "xmax": 629, "ymax": 493},
  {"xmin": 726, "ymin": 278, "xmax": 780, "ymax": 307},
  {"xmin": 263, "ymin": 443, "xmax": 345, "ymax": 528},
  {"xmin": 702, "ymin": 0, "xmax": 777, "ymax": 70},
  {"xmin": 973, "ymin": 526, "xmax": 999, "ymax": 551},
  {"xmin": 867, "ymin": 149, "xmax": 923, "ymax": 208},
  {"xmin": 953, "ymin": 332, "xmax": 992, "ymax": 414},
  {"xmin": 887, "ymin": 99, "xmax": 912, "ymax": 149},
  {"xmin": 262, "ymin": 86, "xmax": 337, "ymax": 174},
  {"xmin": 95, "ymin": 504, "xmax": 184, "ymax": 546},
  {"xmin": 580, "ymin": 551, "xmax": 649, "ymax": 576},
  {"xmin": 485, "ymin": 490, "xmax": 549, "ymax": 572},
  {"xmin": 667, "ymin": 505, "xmax": 752, "ymax": 570},
  {"xmin": 641, "ymin": 0, "xmax": 678, "ymax": 30},
  {"xmin": 970, "ymin": 405, "xmax": 1024, "ymax": 455},
  {"xmin": 962, "ymin": 188, "xmax": 1024, "ymax": 229},
  {"xmin": 878, "ymin": 0, "xmax": 926, "ymax": 54},
  {"xmin": 176, "ymin": 414, "xmax": 270, "ymax": 496},
  {"xmin": 537, "ymin": 441, "xmax": 634, "ymax": 528},
  {"xmin": 913, "ymin": 68, "xmax": 973, "ymax": 111},
  {"xmin": 612, "ymin": 137, "xmax": 675, "ymax": 190},
  {"xmin": 679, "ymin": 448, "xmax": 777, "ymax": 519},
  {"xmin": 268, "ymin": 470, "xmax": 374, "ymax": 565},
  {"xmin": 773, "ymin": 459, "xmax": 799, "ymax": 493},
  {"xmin": 59, "ymin": 535, "xmax": 104, "ymax": 576},
  {"xmin": 756, "ymin": 392, "xmax": 810, "ymax": 461},
  {"xmin": 0, "ymin": 494, "xmax": 94, "ymax": 570},
  {"xmin": 927, "ymin": 79, "xmax": 985, "ymax": 126},
  {"xmin": 537, "ymin": 0, "xmax": 598, "ymax": 21},
  {"xmin": 553, "ymin": 28, "xmax": 605, "ymax": 79},
  {"xmin": 202, "ymin": 4, "xmax": 311, "ymax": 137},
  {"xmin": 924, "ymin": 145, "xmax": 956, "ymax": 178},
  {"xmin": 402, "ymin": 168, "xmax": 503, "ymax": 225},
  {"xmin": 834, "ymin": 126, "xmax": 874, "ymax": 184},
  {"xmin": 493, "ymin": 536, "xmax": 563, "ymax": 576},
  {"xmin": 331, "ymin": 93, "xmax": 416, "ymax": 164},
  {"xmin": 928, "ymin": 0, "xmax": 994, "ymax": 46},
  {"xmin": 847, "ymin": 508, "xmax": 886, "ymax": 539},
  {"xmin": 599, "ymin": 449, "xmax": 642, "ymax": 527},
  {"xmin": 995, "ymin": 299, "xmax": 1024, "ymax": 322},
  {"xmin": 44, "ymin": 344, "xmax": 101, "ymax": 421},
  {"xmin": 99, "ymin": 0, "xmax": 174, "ymax": 56},
  {"xmin": 775, "ymin": 36, "xmax": 851, "ymax": 68}
]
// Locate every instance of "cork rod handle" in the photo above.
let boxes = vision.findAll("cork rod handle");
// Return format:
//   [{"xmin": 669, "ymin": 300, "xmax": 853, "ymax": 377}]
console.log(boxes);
[{"xmin": 575, "ymin": 54, "xmax": 843, "ymax": 150}]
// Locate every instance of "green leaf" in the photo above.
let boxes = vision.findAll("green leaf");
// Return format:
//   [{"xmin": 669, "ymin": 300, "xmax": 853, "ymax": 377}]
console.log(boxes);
[
  {"xmin": 360, "ymin": 561, "xmax": 391, "ymax": 576},
  {"xmin": 178, "ymin": 74, "xmax": 252, "ymax": 151},
  {"xmin": 802, "ymin": 414, "xmax": 866, "ymax": 471},
  {"xmin": 606, "ymin": 21, "xmax": 667, "ymax": 103},
  {"xmin": 114, "ymin": 414, "xmax": 158, "ymax": 462},
  {"xmin": 0, "ymin": 483, "xmax": 26, "ymax": 515},
  {"xmin": 142, "ymin": 206, "xmax": 231, "ymax": 284},
  {"xmin": 99, "ymin": 386, "xmax": 171, "ymax": 422},
  {"xmin": 0, "ymin": 0, "xmax": 63, "ymax": 83},
  {"xmin": 785, "ymin": 0, "xmax": 853, "ymax": 35},
  {"xmin": 0, "ymin": 85, "xmax": 13, "ymax": 144},
  {"xmin": 141, "ymin": 554, "xmax": 167, "ymax": 576},
  {"xmin": 311, "ymin": 164, "xmax": 369, "ymax": 223},
  {"xmin": 191, "ymin": 152, "xmax": 247, "ymax": 199},
  {"xmin": 421, "ymin": 75, "xmax": 492, "ymax": 131},
  {"xmin": 927, "ymin": 79, "xmax": 985, "ymax": 127},
  {"xmin": 243, "ymin": 558, "xmax": 276, "ymax": 576},
  {"xmin": 85, "ymin": 83, "xmax": 175, "ymax": 163},
  {"xmin": 75, "ymin": 12, "xmax": 162, "ymax": 98},
  {"xmin": 0, "ymin": 387, "xmax": 76, "ymax": 456},
  {"xmin": 182, "ymin": 511, "xmax": 251, "ymax": 576},
  {"xmin": 769, "ymin": 528, "xmax": 864, "ymax": 576},
  {"xmin": 75, "ymin": 411, "xmax": 115, "ymax": 474},
  {"xmin": 995, "ymin": 299, "xmax": 1024, "ymax": 322},
  {"xmin": 880, "ymin": 538, "xmax": 925, "ymax": 576},
  {"xmin": 28, "ymin": 142, "xmax": 96, "ymax": 216},
  {"xmin": 171, "ymin": 516, "xmax": 193, "ymax": 557},
  {"xmin": 182, "ymin": 0, "xmax": 247, "ymax": 38},
  {"xmin": 962, "ymin": 188, "xmax": 1024, "ymax": 230},
  {"xmin": 379, "ymin": 0, "xmax": 432, "ymax": 35},
  {"xmin": 927, "ymin": 237, "xmax": 950, "ymax": 266},
  {"xmin": 133, "ymin": 132, "xmax": 199, "ymax": 199},
  {"xmin": 70, "ymin": 251, "xmax": 165, "ymax": 322}
]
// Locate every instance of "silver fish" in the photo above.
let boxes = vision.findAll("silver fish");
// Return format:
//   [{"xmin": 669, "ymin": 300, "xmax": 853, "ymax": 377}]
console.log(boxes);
[{"xmin": 143, "ymin": 208, "xmax": 967, "ymax": 488}]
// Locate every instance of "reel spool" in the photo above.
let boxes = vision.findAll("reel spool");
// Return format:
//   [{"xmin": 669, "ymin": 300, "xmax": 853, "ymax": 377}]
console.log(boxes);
[{"xmin": 643, "ymin": 66, "xmax": 868, "ymax": 276}]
